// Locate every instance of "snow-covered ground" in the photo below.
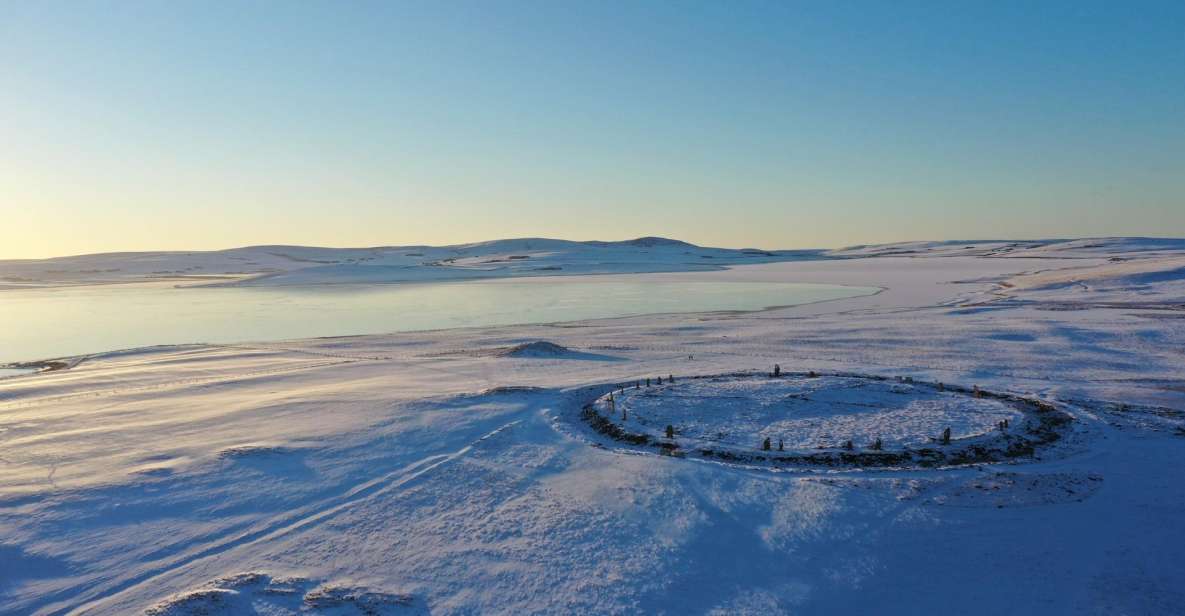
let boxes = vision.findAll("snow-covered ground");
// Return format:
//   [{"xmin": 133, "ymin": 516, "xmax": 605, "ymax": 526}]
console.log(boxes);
[
  {"xmin": 1, "ymin": 237, "xmax": 1184, "ymax": 615},
  {"xmin": 600, "ymin": 375, "xmax": 1025, "ymax": 451}
]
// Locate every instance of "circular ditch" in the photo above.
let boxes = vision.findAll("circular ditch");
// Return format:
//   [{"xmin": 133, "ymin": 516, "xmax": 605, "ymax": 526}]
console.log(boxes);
[{"xmin": 577, "ymin": 372, "xmax": 1073, "ymax": 469}]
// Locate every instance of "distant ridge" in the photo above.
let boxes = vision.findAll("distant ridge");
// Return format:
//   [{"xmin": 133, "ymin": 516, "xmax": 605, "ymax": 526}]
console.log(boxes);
[
  {"xmin": 587, "ymin": 237, "xmax": 694, "ymax": 248},
  {"xmin": 5, "ymin": 236, "xmax": 1183, "ymax": 290},
  {"xmin": 0, "ymin": 236, "xmax": 805, "ymax": 289}
]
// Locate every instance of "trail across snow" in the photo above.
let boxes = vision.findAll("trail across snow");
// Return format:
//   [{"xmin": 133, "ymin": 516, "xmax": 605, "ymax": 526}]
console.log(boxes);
[{"xmin": 65, "ymin": 419, "xmax": 523, "ymax": 616}]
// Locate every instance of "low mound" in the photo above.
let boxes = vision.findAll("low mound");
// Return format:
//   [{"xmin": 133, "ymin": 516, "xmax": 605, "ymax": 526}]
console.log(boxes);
[
  {"xmin": 499, "ymin": 341, "xmax": 573, "ymax": 357},
  {"xmin": 429, "ymin": 341, "xmax": 621, "ymax": 361},
  {"xmin": 478, "ymin": 385, "xmax": 547, "ymax": 395},
  {"xmin": 144, "ymin": 572, "xmax": 424, "ymax": 615},
  {"xmin": 217, "ymin": 443, "xmax": 299, "ymax": 459}
]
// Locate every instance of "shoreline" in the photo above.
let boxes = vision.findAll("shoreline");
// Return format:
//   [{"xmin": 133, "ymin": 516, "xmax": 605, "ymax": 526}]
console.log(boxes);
[{"xmin": 0, "ymin": 268, "xmax": 883, "ymax": 366}]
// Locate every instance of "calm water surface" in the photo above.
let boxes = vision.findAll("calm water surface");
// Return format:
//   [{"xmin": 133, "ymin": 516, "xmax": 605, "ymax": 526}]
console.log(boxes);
[{"xmin": 0, "ymin": 277, "xmax": 876, "ymax": 363}]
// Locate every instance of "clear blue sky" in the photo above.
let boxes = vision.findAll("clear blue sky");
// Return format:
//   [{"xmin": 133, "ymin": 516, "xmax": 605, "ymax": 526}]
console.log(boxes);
[{"xmin": 2, "ymin": 1, "xmax": 1183, "ymax": 257}]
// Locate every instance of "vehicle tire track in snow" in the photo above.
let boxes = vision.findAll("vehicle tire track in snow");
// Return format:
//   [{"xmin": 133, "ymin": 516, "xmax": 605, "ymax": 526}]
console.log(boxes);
[{"xmin": 57, "ymin": 419, "xmax": 522, "ymax": 616}]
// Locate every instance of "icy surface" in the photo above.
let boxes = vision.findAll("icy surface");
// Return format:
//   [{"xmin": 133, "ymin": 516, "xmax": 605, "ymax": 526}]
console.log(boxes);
[{"xmin": 0, "ymin": 277, "xmax": 873, "ymax": 364}]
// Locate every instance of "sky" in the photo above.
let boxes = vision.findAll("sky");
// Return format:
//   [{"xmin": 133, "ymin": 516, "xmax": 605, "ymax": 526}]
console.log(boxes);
[{"xmin": 2, "ymin": 1, "xmax": 1183, "ymax": 258}]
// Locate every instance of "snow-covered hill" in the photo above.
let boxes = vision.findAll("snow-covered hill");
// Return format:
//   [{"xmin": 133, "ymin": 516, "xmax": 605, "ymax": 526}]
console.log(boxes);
[
  {"xmin": 6, "ymin": 236, "xmax": 1184, "ymax": 290},
  {"xmin": 0, "ymin": 237, "xmax": 813, "ymax": 289},
  {"xmin": 827, "ymin": 236, "xmax": 1185, "ymax": 259}
]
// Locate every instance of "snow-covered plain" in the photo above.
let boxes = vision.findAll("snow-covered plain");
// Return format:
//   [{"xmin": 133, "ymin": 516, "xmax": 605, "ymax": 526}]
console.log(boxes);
[
  {"xmin": 2, "ymin": 237, "xmax": 1184, "ymax": 615},
  {"xmin": 601, "ymin": 375, "xmax": 1025, "ymax": 451}
]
